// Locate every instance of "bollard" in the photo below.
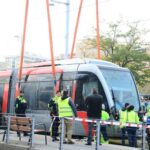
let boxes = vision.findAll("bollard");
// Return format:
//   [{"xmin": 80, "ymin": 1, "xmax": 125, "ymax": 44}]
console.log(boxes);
[
  {"xmin": 59, "ymin": 117, "xmax": 64, "ymax": 150},
  {"xmin": 96, "ymin": 120, "xmax": 100, "ymax": 150},
  {"xmin": 31, "ymin": 117, "xmax": 35, "ymax": 147},
  {"xmin": 6, "ymin": 115, "xmax": 11, "ymax": 143},
  {"xmin": 141, "ymin": 122, "xmax": 146, "ymax": 150}
]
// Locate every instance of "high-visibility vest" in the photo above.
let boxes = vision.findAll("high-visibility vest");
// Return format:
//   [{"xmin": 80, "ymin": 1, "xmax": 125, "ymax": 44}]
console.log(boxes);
[
  {"xmin": 101, "ymin": 110, "xmax": 109, "ymax": 121},
  {"xmin": 119, "ymin": 110, "xmax": 127, "ymax": 123},
  {"xmin": 16, "ymin": 96, "xmax": 27, "ymax": 108},
  {"xmin": 146, "ymin": 107, "xmax": 150, "ymax": 117},
  {"xmin": 53, "ymin": 96, "xmax": 60, "ymax": 103},
  {"xmin": 125, "ymin": 110, "xmax": 139, "ymax": 124},
  {"xmin": 48, "ymin": 96, "xmax": 60, "ymax": 109},
  {"xmin": 58, "ymin": 98, "xmax": 73, "ymax": 117}
]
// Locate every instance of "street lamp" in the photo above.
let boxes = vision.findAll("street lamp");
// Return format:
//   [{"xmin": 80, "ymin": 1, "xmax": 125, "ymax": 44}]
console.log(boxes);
[{"xmin": 50, "ymin": 0, "xmax": 70, "ymax": 59}]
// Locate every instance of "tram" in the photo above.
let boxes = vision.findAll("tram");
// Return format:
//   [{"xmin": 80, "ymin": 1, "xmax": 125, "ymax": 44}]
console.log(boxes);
[{"xmin": 0, "ymin": 58, "xmax": 140, "ymax": 137}]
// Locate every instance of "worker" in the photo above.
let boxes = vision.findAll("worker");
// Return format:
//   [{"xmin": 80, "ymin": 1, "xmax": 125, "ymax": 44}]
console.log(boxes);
[
  {"xmin": 119, "ymin": 103, "xmax": 130, "ymax": 145},
  {"xmin": 15, "ymin": 90, "xmax": 28, "ymax": 136},
  {"xmin": 100, "ymin": 104, "xmax": 109, "ymax": 144},
  {"xmin": 48, "ymin": 90, "xmax": 61, "ymax": 142},
  {"xmin": 146, "ymin": 106, "xmax": 150, "ymax": 150},
  {"xmin": 15, "ymin": 90, "xmax": 28, "ymax": 117},
  {"xmin": 85, "ymin": 88, "xmax": 103, "ymax": 146},
  {"xmin": 125, "ymin": 105, "xmax": 139, "ymax": 147},
  {"xmin": 58, "ymin": 90, "xmax": 77, "ymax": 144}
]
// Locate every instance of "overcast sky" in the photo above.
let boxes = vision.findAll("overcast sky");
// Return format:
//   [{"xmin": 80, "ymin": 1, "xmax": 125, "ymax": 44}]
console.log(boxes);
[{"xmin": 0, "ymin": 0, "xmax": 150, "ymax": 61}]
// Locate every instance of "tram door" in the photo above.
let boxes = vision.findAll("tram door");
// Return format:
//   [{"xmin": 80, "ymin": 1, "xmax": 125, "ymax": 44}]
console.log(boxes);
[{"xmin": 75, "ymin": 72, "xmax": 108, "ymax": 112}]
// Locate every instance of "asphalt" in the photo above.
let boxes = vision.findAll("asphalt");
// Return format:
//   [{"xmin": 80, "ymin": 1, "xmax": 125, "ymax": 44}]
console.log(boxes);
[{"xmin": 0, "ymin": 130, "xmax": 142, "ymax": 150}]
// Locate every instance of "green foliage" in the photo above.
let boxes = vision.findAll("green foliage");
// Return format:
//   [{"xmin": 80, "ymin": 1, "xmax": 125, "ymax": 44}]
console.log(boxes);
[{"xmin": 77, "ymin": 20, "xmax": 150, "ymax": 86}]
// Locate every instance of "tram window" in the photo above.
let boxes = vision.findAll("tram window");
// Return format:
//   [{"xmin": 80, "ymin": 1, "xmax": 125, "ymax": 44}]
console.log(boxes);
[
  {"xmin": 28, "ymin": 75, "xmax": 38, "ymax": 81},
  {"xmin": 37, "ymin": 74, "xmax": 61, "ymax": 81},
  {"xmin": 38, "ymin": 81, "xmax": 55, "ymax": 110},
  {"xmin": 60, "ymin": 80, "xmax": 73, "ymax": 97},
  {"xmin": 62, "ymin": 72, "xmax": 76, "ymax": 80},
  {"xmin": 101, "ymin": 68, "xmax": 139, "ymax": 111},
  {"xmin": 0, "ymin": 84, "xmax": 4, "ymax": 101},
  {"xmin": 23, "ymin": 82, "xmax": 38, "ymax": 110},
  {"xmin": 0, "ymin": 84, "xmax": 4, "ymax": 111},
  {"xmin": 0, "ymin": 77, "xmax": 9, "ymax": 83},
  {"xmin": 28, "ymin": 73, "xmax": 61, "ymax": 82}
]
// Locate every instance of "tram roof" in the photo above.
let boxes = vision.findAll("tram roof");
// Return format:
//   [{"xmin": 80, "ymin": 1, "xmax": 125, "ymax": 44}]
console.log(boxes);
[{"xmin": 24, "ymin": 58, "xmax": 120, "ymax": 68}]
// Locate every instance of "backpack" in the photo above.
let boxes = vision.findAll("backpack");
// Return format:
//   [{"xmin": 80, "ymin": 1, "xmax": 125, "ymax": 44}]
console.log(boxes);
[{"xmin": 147, "ymin": 116, "xmax": 150, "ymax": 125}]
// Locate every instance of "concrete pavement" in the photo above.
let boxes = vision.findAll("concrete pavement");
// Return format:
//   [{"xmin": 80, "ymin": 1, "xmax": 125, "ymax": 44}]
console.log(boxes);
[{"xmin": 0, "ymin": 131, "xmax": 142, "ymax": 150}]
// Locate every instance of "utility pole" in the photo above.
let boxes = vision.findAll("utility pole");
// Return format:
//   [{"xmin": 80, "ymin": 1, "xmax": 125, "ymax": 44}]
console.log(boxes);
[
  {"xmin": 51, "ymin": 0, "xmax": 70, "ymax": 59},
  {"xmin": 65, "ymin": 0, "xmax": 70, "ymax": 59}
]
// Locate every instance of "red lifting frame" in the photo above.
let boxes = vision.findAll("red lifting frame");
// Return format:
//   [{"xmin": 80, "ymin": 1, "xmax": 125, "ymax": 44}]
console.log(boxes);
[
  {"xmin": 46, "ymin": 0, "xmax": 56, "ymax": 78},
  {"xmin": 96, "ymin": 0, "xmax": 101, "ymax": 59},
  {"xmin": 18, "ymin": 0, "xmax": 29, "ymax": 81},
  {"xmin": 18, "ymin": 0, "xmax": 56, "ymax": 82},
  {"xmin": 70, "ymin": 0, "xmax": 101, "ymax": 60},
  {"xmin": 70, "ymin": 0, "xmax": 83, "ymax": 59}
]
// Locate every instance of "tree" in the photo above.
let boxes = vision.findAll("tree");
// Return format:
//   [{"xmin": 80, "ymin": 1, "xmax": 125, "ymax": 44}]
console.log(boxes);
[{"xmin": 77, "ymin": 21, "xmax": 150, "ymax": 86}]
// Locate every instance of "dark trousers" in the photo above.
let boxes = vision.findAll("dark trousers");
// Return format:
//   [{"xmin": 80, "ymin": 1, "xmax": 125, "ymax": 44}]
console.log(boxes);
[
  {"xmin": 101, "ymin": 125, "xmax": 108, "ymax": 141},
  {"xmin": 146, "ymin": 128, "xmax": 150, "ymax": 150},
  {"xmin": 126, "ymin": 127, "xmax": 137, "ymax": 147},
  {"xmin": 51, "ymin": 117, "xmax": 60, "ymax": 138},
  {"xmin": 121, "ymin": 127, "xmax": 126, "ymax": 145},
  {"xmin": 87, "ymin": 121, "xmax": 95, "ymax": 144}
]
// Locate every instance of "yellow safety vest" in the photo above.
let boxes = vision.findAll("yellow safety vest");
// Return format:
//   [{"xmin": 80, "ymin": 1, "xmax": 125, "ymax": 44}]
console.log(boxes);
[
  {"xmin": 53, "ymin": 96, "xmax": 60, "ymax": 103},
  {"xmin": 124, "ymin": 110, "xmax": 139, "ymax": 124},
  {"xmin": 101, "ymin": 110, "xmax": 109, "ymax": 121},
  {"xmin": 58, "ymin": 98, "xmax": 73, "ymax": 117},
  {"xmin": 146, "ymin": 107, "xmax": 150, "ymax": 117},
  {"xmin": 119, "ymin": 110, "xmax": 126, "ymax": 123},
  {"xmin": 16, "ymin": 96, "xmax": 27, "ymax": 108}
]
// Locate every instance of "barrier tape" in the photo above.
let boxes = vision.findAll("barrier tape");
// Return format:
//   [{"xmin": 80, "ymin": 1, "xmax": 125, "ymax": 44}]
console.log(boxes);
[
  {"xmin": 64, "ymin": 117, "xmax": 150, "ymax": 129},
  {"xmin": 1, "ymin": 113, "xmax": 150, "ymax": 129}
]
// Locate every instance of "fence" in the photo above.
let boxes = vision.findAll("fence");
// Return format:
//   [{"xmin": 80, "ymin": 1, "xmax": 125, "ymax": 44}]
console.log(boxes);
[{"xmin": 0, "ymin": 113, "xmax": 149, "ymax": 150}]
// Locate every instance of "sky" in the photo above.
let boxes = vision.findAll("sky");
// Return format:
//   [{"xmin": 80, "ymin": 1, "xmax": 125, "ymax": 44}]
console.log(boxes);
[{"xmin": 0, "ymin": 0, "xmax": 150, "ymax": 61}]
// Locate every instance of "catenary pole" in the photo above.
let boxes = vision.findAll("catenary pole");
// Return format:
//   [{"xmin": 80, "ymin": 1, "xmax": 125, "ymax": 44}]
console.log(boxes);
[
  {"xmin": 96, "ymin": 0, "xmax": 101, "ymax": 59},
  {"xmin": 46, "ymin": 0, "xmax": 56, "ymax": 78},
  {"xmin": 65, "ymin": 0, "xmax": 70, "ymax": 59},
  {"xmin": 18, "ymin": 0, "xmax": 29, "ymax": 82},
  {"xmin": 70, "ymin": 0, "xmax": 83, "ymax": 58}
]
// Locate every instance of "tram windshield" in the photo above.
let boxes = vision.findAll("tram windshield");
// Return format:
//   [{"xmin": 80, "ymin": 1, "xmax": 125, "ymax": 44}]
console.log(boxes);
[{"xmin": 100, "ymin": 68, "xmax": 140, "ymax": 111}]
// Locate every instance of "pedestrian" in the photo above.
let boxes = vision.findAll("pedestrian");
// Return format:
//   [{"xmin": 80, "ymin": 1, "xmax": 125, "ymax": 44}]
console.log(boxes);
[
  {"xmin": 85, "ymin": 88, "xmax": 103, "ymax": 145},
  {"xmin": 138, "ymin": 104, "xmax": 146, "ymax": 122},
  {"xmin": 119, "ymin": 103, "xmax": 130, "ymax": 145},
  {"xmin": 125, "ymin": 105, "xmax": 139, "ymax": 147},
  {"xmin": 15, "ymin": 90, "xmax": 28, "ymax": 136},
  {"xmin": 58, "ymin": 90, "xmax": 77, "ymax": 144},
  {"xmin": 100, "ymin": 104, "xmax": 109, "ymax": 144},
  {"xmin": 145, "ymin": 106, "xmax": 150, "ymax": 150},
  {"xmin": 48, "ymin": 90, "xmax": 61, "ymax": 142}
]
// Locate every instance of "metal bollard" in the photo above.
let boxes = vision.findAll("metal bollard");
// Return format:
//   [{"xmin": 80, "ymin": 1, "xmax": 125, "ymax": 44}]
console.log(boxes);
[
  {"xmin": 59, "ymin": 117, "xmax": 64, "ymax": 150},
  {"xmin": 141, "ymin": 122, "xmax": 146, "ymax": 150},
  {"xmin": 95, "ymin": 120, "xmax": 100, "ymax": 150},
  {"xmin": 6, "ymin": 115, "xmax": 11, "ymax": 143},
  {"xmin": 31, "ymin": 117, "xmax": 35, "ymax": 147}
]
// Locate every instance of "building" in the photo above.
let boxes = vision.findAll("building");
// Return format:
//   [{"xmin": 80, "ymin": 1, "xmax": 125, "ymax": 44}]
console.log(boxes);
[{"xmin": 0, "ymin": 52, "xmax": 48, "ymax": 70}]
